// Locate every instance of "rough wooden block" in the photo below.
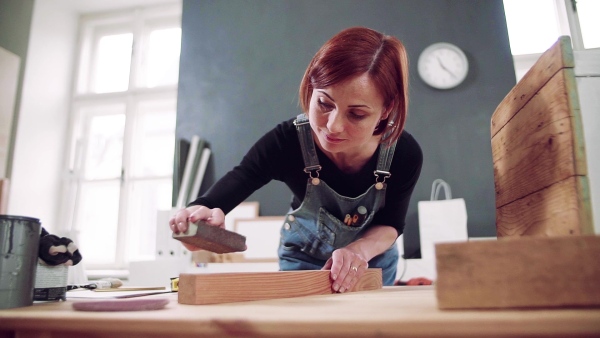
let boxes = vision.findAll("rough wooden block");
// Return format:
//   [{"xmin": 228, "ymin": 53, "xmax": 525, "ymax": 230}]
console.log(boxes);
[
  {"xmin": 178, "ymin": 269, "xmax": 382, "ymax": 305},
  {"xmin": 172, "ymin": 220, "xmax": 246, "ymax": 253},
  {"xmin": 435, "ymin": 236, "xmax": 600, "ymax": 309},
  {"xmin": 490, "ymin": 35, "xmax": 593, "ymax": 237}
]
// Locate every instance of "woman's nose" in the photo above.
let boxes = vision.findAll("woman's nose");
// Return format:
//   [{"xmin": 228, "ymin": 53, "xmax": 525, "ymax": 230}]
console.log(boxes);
[{"xmin": 326, "ymin": 111, "xmax": 344, "ymax": 133}]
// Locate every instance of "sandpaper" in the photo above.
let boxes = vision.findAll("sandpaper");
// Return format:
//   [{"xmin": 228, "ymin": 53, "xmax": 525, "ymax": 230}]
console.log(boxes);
[{"xmin": 172, "ymin": 220, "xmax": 246, "ymax": 253}]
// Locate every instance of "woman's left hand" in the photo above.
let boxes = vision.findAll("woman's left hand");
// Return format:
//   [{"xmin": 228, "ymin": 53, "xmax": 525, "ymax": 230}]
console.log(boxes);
[{"xmin": 322, "ymin": 247, "xmax": 368, "ymax": 293}]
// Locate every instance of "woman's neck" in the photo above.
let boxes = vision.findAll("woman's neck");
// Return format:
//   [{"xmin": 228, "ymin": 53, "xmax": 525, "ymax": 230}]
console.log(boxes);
[{"xmin": 317, "ymin": 138, "xmax": 380, "ymax": 174}]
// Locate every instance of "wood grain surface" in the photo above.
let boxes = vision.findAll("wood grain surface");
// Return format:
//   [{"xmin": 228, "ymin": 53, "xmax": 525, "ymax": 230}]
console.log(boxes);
[
  {"xmin": 490, "ymin": 35, "xmax": 593, "ymax": 237},
  {"xmin": 491, "ymin": 36, "xmax": 574, "ymax": 137},
  {"xmin": 2, "ymin": 288, "xmax": 600, "ymax": 338},
  {"xmin": 178, "ymin": 269, "xmax": 382, "ymax": 305},
  {"xmin": 496, "ymin": 176, "xmax": 593, "ymax": 236},
  {"xmin": 435, "ymin": 236, "xmax": 600, "ymax": 309},
  {"xmin": 491, "ymin": 69, "xmax": 585, "ymax": 208}
]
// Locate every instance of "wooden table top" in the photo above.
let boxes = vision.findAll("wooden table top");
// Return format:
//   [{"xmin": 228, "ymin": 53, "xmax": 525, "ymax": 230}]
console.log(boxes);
[{"xmin": 1, "ymin": 286, "xmax": 599, "ymax": 337}]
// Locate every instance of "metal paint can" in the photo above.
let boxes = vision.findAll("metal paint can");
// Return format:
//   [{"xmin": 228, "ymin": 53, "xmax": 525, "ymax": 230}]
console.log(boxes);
[{"xmin": 0, "ymin": 215, "xmax": 41, "ymax": 309}]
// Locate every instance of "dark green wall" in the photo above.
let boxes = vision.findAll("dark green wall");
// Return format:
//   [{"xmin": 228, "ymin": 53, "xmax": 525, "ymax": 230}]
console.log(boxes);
[
  {"xmin": 177, "ymin": 0, "xmax": 516, "ymax": 256},
  {"xmin": 0, "ymin": 0, "xmax": 35, "ymax": 178}
]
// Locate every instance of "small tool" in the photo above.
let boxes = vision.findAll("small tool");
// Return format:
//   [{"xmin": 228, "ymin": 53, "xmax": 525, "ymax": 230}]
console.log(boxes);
[{"xmin": 172, "ymin": 220, "xmax": 246, "ymax": 253}]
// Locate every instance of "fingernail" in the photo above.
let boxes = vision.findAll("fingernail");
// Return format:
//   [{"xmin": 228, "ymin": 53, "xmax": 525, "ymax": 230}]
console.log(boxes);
[
  {"xmin": 333, "ymin": 283, "xmax": 339, "ymax": 291},
  {"xmin": 332, "ymin": 274, "xmax": 338, "ymax": 280},
  {"xmin": 339, "ymin": 287, "xmax": 346, "ymax": 293}
]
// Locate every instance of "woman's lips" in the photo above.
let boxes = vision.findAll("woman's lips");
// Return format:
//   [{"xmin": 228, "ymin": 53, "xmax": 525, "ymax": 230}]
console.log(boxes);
[{"xmin": 324, "ymin": 132, "xmax": 344, "ymax": 144}]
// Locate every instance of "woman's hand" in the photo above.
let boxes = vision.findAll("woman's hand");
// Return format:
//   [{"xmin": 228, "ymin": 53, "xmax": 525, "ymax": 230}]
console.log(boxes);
[
  {"xmin": 168, "ymin": 205, "xmax": 225, "ymax": 251},
  {"xmin": 322, "ymin": 247, "xmax": 368, "ymax": 293}
]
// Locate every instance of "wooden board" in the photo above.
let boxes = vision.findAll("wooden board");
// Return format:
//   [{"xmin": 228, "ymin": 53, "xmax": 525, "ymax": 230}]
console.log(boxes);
[
  {"xmin": 435, "ymin": 235, "xmax": 600, "ymax": 309},
  {"xmin": 491, "ymin": 36, "xmax": 574, "ymax": 138},
  {"xmin": 492, "ymin": 69, "xmax": 586, "ymax": 207},
  {"xmin": 496, "ymin": 176, "xmax": 593, "ymax": 236},
  {"xmin": 490, "ymin": 35, "xmax": 593, "ymax": 237},
  {"xmin": 178, "ymin": 269, "xmax": 382, "ymax": 305}
]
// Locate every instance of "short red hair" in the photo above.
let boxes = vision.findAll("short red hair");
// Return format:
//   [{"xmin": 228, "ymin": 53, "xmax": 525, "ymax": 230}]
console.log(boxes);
[{"xmin": 299, "ymin": 26, "xmax": 409, "ymax": 144}]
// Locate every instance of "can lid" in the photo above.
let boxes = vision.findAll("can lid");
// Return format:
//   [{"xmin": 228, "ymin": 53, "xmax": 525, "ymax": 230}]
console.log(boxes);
[{"xmin": 0, "ymin": 215, "xmax": 41, "ymax": 223}]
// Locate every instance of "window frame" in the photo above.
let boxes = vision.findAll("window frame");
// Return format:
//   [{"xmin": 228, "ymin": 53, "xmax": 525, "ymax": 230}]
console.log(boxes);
[
  {"xmin": 60, "ymin": 3, "xmax": 182, "ymax": 271},
  {"xmin": 509, "ymin": 0, "xmax": 597, "ymax": 81}
]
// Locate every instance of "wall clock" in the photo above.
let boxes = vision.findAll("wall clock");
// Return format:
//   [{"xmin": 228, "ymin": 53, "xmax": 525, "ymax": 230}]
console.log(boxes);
[{"xmin": 417, "ymin": 42, "xmax": 469, "ymax": 90}]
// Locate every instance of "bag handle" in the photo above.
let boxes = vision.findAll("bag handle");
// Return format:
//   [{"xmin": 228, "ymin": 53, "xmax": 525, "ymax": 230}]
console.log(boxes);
[{"xmin": 430, "ymin": 179, "xmax": 452, "ymax": 200}]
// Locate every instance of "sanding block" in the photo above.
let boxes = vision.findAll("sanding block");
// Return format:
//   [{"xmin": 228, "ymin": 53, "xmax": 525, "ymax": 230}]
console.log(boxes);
[{"xmin": 172, "ymin": 220, "xmax": 246, "ymax": 253}]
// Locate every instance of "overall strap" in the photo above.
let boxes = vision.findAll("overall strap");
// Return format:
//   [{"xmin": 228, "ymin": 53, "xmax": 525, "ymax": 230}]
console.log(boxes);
[
  {"xmin": 293, "ymin": 114, "xmax": 321, "ymax": 176},
  {"xmin": 374, "ymin": 141, "xmax": 397, "ymax": 183}
]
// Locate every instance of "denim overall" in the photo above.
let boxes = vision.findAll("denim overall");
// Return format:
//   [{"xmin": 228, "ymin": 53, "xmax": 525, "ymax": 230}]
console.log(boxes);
[{"xmin": 278, "ymin": 114, "xmax": 399, "ymax": 285}]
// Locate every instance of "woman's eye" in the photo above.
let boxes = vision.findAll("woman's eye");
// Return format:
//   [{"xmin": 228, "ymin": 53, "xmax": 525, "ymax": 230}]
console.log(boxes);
[
  {"xmin": 349, "ymin": 111, "xmax": 366, "ymax": 120},
  {"xmin": 318, "ymin": 100, "xmax": 333, "ymax": 111}
]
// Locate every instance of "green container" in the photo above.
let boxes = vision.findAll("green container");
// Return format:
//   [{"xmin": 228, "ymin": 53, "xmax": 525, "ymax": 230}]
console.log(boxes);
[{"xmin": 0, "ymin": 215, "xmax": 41, "ymax": 309}]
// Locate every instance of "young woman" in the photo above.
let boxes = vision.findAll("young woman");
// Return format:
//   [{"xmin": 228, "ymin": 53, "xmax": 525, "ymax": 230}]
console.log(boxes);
[{"xmin": 170, "ymin": 26, "xmax": 422, "ymax": 291}]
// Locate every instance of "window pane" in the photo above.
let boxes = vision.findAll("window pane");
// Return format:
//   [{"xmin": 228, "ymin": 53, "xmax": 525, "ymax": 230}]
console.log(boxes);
[
  {"xmin": 76, "ymin": 181, "xmax": 120, "ymax": 265},
  {"xmin": 93, "ymin": 33, "xmax": 133, "ymax": 93},
  {"xmin": 144, "ymin": 28, "xmax": 181, "ymax": 88},
  {"xmin": 503, "ymin": 0, "xmax": 560, "ymax": 55},
  {"xmin": 577, "ymin": 0, "xmax": 600, "ymax": 49},
  {"xmin": 125, "ymin": 178, "xmax": 172, "ymax": 262},
  {"xmin": 130, "ymin": 99, "xmax": 176, "ymax": 177},
  {"xmin": 83, "ymin": 112, "xmax": 126, "ymax": 180}
]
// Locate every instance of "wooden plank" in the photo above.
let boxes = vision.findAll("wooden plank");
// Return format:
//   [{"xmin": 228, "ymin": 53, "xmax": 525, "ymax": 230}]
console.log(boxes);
[
  {"xmin": 491, "ymin": 68, "xmax": 585, "ymax": 208},
  {"xmin": 491, "ymin": 36, "xmax": 573, "ymax": 137},
  {"xmin": 496, "ymin": 176, "xmax": 594, "ymax": 236},
  {"xmin": 178, "ymin": 269, "xmax": 382, "ymax": 305},
  {"xmin": 435, "ymin": 235, "xmax": 600, "ymax": 309}
]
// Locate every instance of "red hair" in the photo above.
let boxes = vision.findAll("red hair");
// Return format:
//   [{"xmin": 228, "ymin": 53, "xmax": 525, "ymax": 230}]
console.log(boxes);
[{"xmin": 299, "ymin": 27, "xmax": 409, "ymax": 144}]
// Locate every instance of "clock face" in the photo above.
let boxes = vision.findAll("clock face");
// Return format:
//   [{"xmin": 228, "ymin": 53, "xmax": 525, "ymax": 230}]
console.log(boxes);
[{"xmin": 417, "ymin": 43, "xmax": 469, "ymax": 90}]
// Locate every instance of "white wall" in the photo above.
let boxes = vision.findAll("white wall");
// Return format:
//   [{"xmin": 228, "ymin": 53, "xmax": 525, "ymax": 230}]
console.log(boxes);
[
  {"xmin": 8, "ymin": 1, "xmax": 78, "ymax": 233},
  {"xmin": 9, "ymin": 0, "xmax": 181, "ymax": 233}
]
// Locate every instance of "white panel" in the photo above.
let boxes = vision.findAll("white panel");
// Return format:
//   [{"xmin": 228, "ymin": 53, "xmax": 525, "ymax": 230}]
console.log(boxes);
[
  {"xmin": 575, "ymin": 50, "xmax": 600, "ymax": 234},
  {"xmin": 0, "ymin": 47, "xmax": 20, "ymax": 178},
  {"xmin": 576, "ymin": 75, "xmax": 600, "ymax": 234}
]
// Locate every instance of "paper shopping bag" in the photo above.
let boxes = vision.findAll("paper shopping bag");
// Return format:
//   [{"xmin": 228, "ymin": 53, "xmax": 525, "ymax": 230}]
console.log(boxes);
[{"xmin": 418, "ymin": 179, "xmax": 468, "ymax": 265}]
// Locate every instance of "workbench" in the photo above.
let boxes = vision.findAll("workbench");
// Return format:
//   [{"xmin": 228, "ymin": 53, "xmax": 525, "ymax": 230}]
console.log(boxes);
[{"xmin": 1, "ymin": 287, "xmax": 599, "ymax": 337}]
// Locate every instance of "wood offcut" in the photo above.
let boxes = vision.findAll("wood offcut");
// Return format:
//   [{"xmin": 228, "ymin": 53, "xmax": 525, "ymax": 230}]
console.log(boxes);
[
  {"xmin": 178, "ymin": 269, "xmax": 383, "ymax": 305},
  {"xmin": 490, "ymin": 35, "xmax": 593, "ymax": 237},
  {"xmin": 435, "ymin": 36, "xmax": 599, "ymax": 310}
]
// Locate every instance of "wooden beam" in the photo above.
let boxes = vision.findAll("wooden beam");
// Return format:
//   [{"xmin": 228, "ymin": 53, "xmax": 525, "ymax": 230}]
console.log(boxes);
[
  {"xmin": 496, "ymin": 176, "xmax": 594, "ymax": 236},
  {"xmin": 491, "ymin": 36, "xmax": 574, "ymax": 138},
  {"xmin": 491, "ymin": 69, "xmax": 585, "ymax": 208},
  {"xmin": 435, "ymin": 236, "xmax": 600, "ymax": 309},
  {"xmin": 178, "ymin": 269, "xmax": 382, "ymax": 305}
]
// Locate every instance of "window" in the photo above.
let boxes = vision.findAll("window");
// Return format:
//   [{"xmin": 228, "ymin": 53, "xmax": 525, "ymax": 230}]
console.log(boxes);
[
  {"xmin": 503, "ymin": 0, "xmax": 599, "ymax": 80},
  {"xmin": 63, "ymin": 3, "xmax": 181, "ymax": 270}
]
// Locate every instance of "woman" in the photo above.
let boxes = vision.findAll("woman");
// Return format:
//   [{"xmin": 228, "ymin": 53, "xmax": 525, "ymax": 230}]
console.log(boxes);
[{"xmin": 170, "ymin": 26, "xmax": 422, "ymax": 291}]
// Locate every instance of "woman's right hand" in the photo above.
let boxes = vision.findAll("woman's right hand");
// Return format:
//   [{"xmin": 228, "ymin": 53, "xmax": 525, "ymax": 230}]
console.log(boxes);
[{"xmin": 168, "ymin": 205, "xmax": 226, "ymax": 251}]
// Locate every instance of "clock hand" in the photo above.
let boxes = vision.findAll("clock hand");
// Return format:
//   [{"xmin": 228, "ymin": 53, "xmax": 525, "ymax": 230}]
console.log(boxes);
[{"xmin": 436, "ymin": 56, "xmax": 457, "ymax": 79}]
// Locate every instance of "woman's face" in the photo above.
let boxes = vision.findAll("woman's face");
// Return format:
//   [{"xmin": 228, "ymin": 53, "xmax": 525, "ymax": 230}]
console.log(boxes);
[{"xmin": 308, "ymin": 73, "xmax": 387, "ymax": 155}]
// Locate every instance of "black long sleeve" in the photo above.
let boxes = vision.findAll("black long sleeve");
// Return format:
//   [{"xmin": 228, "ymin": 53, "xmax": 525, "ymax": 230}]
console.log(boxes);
[{"xmin": 190, "ymin": 117, "xmax": 423, "ymax": 235}]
